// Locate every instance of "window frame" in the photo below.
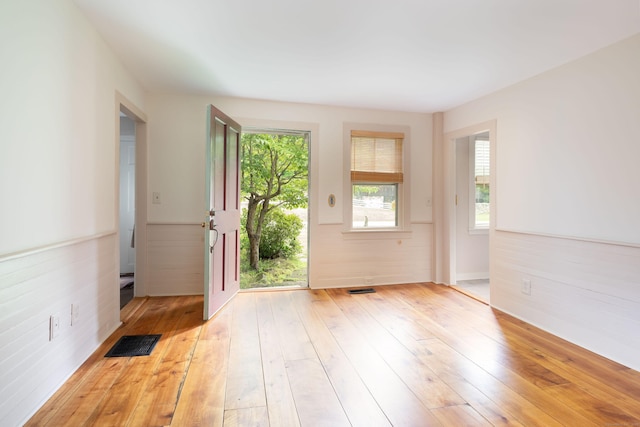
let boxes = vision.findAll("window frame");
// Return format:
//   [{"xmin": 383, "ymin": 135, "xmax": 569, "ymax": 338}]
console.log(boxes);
[{"xmin": 343, "ymin": 123, "xmax": 411, "ymax": 233}]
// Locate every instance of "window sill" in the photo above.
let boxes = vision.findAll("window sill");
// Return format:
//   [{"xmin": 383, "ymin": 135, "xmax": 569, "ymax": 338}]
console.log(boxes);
[
  {"xmin": 342, "ymin": 228, "xmax": 413, "ymax": 240},
  {"xmin": 468, "ymin": 227, "xmax": 489, "ymax": 235}
]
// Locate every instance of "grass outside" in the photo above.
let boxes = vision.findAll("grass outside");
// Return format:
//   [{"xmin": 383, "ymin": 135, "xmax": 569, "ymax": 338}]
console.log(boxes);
[{"xmin": 240, "ymin": 255, "xmax": 307, "ymax": 289}]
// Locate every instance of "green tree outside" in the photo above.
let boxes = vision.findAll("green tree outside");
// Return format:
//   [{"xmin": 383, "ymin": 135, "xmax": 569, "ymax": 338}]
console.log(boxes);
[{"xmin": 241, "ymin": 133, "xmax": 308, "ymax": 270}]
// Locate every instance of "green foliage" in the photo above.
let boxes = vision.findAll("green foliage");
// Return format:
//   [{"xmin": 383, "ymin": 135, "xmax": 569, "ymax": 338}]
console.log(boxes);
[
  {"xmin": 241, "ymin": 208, "xmax": 303, "ymax": 260},
  {"xmin": 241, "ymin": 133, "xmax": 308, "ymax": 209},
  {"xmin": 240, "ymin": 256, "xmax": 306, "ymax": 289},
  {"xmin": 241, "ymin": 132, "xmax": 308, "ymax": 270},
  {"xmin": 240, "ymin": 207, "xmax": 306, "ymax": 289},
  {"xmin": 353, "ymin": 184, "xmax": 379, "ymax": 197},
  {"xmin": 243, "ymin": 208, "xmax": 302, "ymax": 259},
  {"xmin": 475, "ymin": 184, "xmax": 490, "ymax": 203}
]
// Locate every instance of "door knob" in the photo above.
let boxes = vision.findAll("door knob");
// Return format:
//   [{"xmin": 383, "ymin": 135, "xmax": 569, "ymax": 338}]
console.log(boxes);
[{"xmin": 201, "ymin": 222, "xmax": 206, "ymax": 228}]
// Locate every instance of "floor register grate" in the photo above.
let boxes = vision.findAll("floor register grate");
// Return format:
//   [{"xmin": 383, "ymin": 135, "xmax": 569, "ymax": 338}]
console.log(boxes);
[{"xmin": 105, "ymin": 334, "xmax": 162, "ymax": 357}]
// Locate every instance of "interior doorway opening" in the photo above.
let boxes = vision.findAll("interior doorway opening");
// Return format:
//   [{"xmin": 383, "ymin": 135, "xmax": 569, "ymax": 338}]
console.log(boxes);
[
  {"xmin": 443, "ymin": 123, "xmax": 495, "ymax": 304},
  {"xmin": 116, "ymin": 95, "xmax": 148, "ymax": 316},
  {"xmin": 119, "ymin": 112, "xmax": 136, "ymax": 308},
  {"xmin": 239, "ymin": 129, "xmax": 310, "ymax": 290}
]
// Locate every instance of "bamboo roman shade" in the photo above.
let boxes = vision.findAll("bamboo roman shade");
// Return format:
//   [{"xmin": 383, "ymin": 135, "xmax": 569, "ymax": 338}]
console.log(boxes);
[{"xmin": 350, "ymin": 130, "xmax": 404, "ymax": 183}]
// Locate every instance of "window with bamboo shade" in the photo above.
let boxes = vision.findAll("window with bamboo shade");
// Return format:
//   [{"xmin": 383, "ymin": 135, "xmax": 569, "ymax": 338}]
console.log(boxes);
[{"xmin": 350, "ymin": 130, "xmax": 404, "ymax": 228}]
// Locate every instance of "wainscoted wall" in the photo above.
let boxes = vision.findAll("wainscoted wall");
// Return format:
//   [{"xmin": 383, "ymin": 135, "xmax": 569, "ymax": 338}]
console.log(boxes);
[
  {"xmin": 312, "ymin": 223, "xmax": 433, "ymax": 288},
  {"xmin": 441, "ymin": 34, "xmax": 640, "ymax": 372},
  {"xmin": 492, "ymin": 230, "xmax": 640, "ymax": 371},
  {"xmin": 0, "ymin": 234, "xmax": 121, "ymax": 426},
  {"xmin": 145, "ymin": 223, "xmax": 433, "ymax": 292},
  {"xmin": 147, "ymin": 224, "xmax": 205, "ymax": 296}
]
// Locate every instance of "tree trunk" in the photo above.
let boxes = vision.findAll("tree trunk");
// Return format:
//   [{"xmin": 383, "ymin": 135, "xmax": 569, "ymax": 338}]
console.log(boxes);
[
  {"xmin": 245, "ymin": 197, "xmax": 260, "ymax": 269},
  {"xmin": 245, "ymin": 196, "xmax": 269, "ymax": 270},
  {"xmin": 249, "ymin": 232, "xmax": 260, "ymax": 270}
]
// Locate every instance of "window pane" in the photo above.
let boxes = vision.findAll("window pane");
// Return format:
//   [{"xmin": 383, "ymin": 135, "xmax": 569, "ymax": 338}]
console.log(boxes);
[
  {"xmin": 352, "ymin": 184, "xmax": 397, "ymax": 228},
  {"xmin": 474, "ymin": 140, "xmax": 490, "ymax": 227}
]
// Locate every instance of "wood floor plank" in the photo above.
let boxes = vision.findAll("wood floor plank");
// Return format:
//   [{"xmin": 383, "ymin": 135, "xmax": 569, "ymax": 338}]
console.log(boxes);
[
  {"xmin": 431, "ymin": 404, "xmax": 492, "ymax": 426},
  {"xmin": 223, "ymin": 406, "xmax": 270, "ymax": 427},
  {"xmin": 409, "ymin": 284, "xmax": 640, "ymax": 420},
  {"xmin": 170, "ymin": 299, "xmax": 233, "ymax": 427},
  {"xmin": 383, "ymin": 285, "xmax": 602, "ymax": 426},
  {"xmin": 25, "ymin": 284, "xmax": 640, "ymax": 427},
  {"xmin": 414, "ymin": 337, "xmax": 563, "ymax": 427},
  {"xmin": 86, "ymin": 297, "xmax": 188, "ymax": 426},
  {"xmin": 545, "ymin": 383, "xmax": 640, "ymax": 426},
  {"xmin": 286, "ymin": 358, "xmax": 351, "ymax": 427},
  {"xmin": 37, "ymin": 357, "xmax": 130, "ymax": 427},
  {"xmin": 314, "ymin": 289, "xmax": 441, "ymax": 426},
  {"xmin": 327, "ymin": 288, "xmax": 467, "ymax": 410},
  {"xmin": 338, "ymin": 290, "xmax": 522, "ymax": 426},
  {"xmin": 254, "ymin": 292, "xmax": 301, "ymax": 427},
  {"xmin": 224, "ymin": 293, "xmax": 266, "ymax": 410},
  {"xmin": 412, "ymin": 284, "xmax": 640, "ymax": 421},
  {"xmin": 293, "ymin": 290, "xmax": 391, "ymax": 427},
  {"xmin": 268, "ymin": 291, "xmax": 317, "ymax": 362},
  {"xmin": 127, "ymin": 296, "xmax": 204, "ymax": 426}
]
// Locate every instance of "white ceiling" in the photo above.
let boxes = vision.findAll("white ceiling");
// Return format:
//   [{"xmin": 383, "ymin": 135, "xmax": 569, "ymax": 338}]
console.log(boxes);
[{"xmin": 74, "ymin": 0, "xmax": 640, "ymax": 113}]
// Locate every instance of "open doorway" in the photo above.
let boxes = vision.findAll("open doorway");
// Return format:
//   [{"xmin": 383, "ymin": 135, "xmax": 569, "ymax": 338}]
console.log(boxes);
[
  {"xmin": 239, "ymin": 129, "xmax": 309, "ymax": 290},
  {"xmin": 119, "ymin": 113, "xmax": 136, "ymax": 308},
  {"xmin": 452, "ymin": 132, "xmax": 490, "ymax": 303},
  {"xmin": 117, "ymin": 96, "xmax": 148, "ymax": 311}
]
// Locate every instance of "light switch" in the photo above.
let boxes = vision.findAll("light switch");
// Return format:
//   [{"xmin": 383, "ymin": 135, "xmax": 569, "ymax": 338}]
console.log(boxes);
[{"xmin": 152, "ymin": 192, "xmax": 161, "ymax": 204}]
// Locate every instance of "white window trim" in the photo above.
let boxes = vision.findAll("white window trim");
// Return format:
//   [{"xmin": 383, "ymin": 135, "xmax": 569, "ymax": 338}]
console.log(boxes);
[
  {"xmin": 343, "ymin": 123, "xmax": 411, "ymax": 234},
  {"xmin": 468, "ymin": 136, "xmax": 489, "ymax": 234}
]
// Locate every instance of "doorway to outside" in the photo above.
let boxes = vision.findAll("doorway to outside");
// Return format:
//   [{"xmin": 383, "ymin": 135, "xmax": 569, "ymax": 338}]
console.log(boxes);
[{"xmin": 240, "ymin": 129, "xmax": 309, "ymax": 290}]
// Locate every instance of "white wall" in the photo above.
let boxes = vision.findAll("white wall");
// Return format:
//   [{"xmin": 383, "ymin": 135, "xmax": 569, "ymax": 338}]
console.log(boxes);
[
  {"xmin": 0, "ymin": 1, "xmax": 146, "ymax": 425},
  {"xmin": 444, "ymin": 33, "xmax": 640, "ymax": 370},
  {"xmin": 145, "ymin": 95, "xmax": 433, "ymax": 293}
]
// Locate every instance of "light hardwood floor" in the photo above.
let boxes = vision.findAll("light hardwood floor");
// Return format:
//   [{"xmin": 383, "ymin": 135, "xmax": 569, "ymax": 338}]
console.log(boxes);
[{"xmin": 27, "ymin": 283, "xmax": 640, "ymax": 426}]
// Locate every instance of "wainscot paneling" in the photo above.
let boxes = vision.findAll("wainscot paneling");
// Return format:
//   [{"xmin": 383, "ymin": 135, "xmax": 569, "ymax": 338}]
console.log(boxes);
[
  {"xmin": 147, "ymin": 224, "xmax": 204, "ymax": 296},
  {"xmin": 311, "ymin": 223, "xmax": 433, "ymax": 288},
  {"xmin": 0, "ymin": 234, "xmax": 120, "ymax": 427},
  {"xmin": 492, "ymin": 230, "xmax": 640, "ymax": 371},
  {"xmin": 145, "ymin": 223, "xmax": 433, "ymax": 293}
]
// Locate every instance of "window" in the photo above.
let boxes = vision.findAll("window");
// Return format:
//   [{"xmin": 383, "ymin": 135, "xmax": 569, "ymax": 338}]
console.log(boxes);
[
  {"xmin": 350, "ymin": 130, "xmax": 404, "ymax": 229},
  {"xmin": 469, "ymin": 136, "xmax": 490, "ymax": 230}
]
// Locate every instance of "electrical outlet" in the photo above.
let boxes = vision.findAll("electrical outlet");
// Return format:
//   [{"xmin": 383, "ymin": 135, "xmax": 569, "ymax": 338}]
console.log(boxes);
[
  {"xmin": 50, "ymin": 315, "xmax": 60, "ymax": 340},
  {"xmin": 522, "ymin": 279, "xmax": 532, "ymax": 295},
  {"xmin": 71, "ymin": 304, "xmax": 80, "ymax": 326}
]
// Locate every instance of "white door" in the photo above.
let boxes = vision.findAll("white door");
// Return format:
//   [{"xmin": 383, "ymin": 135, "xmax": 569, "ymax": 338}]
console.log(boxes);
[
  {"xmin": 203, "ymin": 105, "xmax": 242, "ymax": 320},
  {"xmin": 119, "ymin": 135, "xmax": 135, "ymax": 274}
]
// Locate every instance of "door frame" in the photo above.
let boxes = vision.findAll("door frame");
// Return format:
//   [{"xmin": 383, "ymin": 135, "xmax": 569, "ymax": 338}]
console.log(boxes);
[
  {"xmin": 241, "ymin": 126, "xmax": 312, "ymax": 289},
  {"xmin": 437, "ymin": 119, "xmax": 496, "ymax": 288},
  {"xmin": 235, "ymin": 118, "xmax": 319, "ymax": 288},
  {"xmin": 116, "ymin": 92, "xmax": 148, "ymax": 303}
]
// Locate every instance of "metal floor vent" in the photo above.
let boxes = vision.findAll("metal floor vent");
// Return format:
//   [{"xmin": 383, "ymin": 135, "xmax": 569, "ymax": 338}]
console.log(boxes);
[
  {"xmin": 348, "ymin": 288, "xmax": 376, "ymax": 295},
  {"xmin": 105, "ymin": 334, "xmax": 162, "ymax": 357}
]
